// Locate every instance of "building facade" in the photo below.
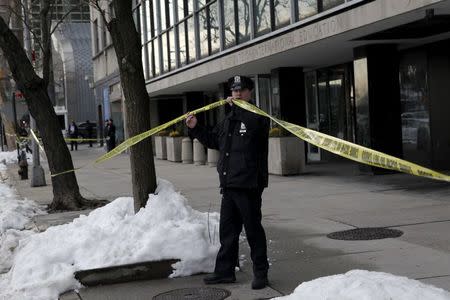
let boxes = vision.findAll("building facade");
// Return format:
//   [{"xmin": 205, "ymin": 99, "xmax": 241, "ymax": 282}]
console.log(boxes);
[
  {"xmin": 92, "ymin": 0, "xmax": 450, "ymax": 171},
  {"xmin": 90, "ymin": 2, "xmax": 125, "ymax": 143},
  {"xmin": 52, "ymin": 23, "xmax": 97, "ymax": 131}
]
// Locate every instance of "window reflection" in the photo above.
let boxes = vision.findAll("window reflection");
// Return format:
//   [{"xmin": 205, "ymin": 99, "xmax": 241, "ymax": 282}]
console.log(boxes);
[
  {"xmin": 399, "ymin": 51, "xmax": 431, "ymax": 164},
  {"xmin": 187, "ymin": 0, "xmax": 194, "ymax": 14},
  {"xmin": 142, "ymin": 45, "xmax": 148, "ymax": 79},
  {"xmin": 255, "ymin": 0, "xmax": 271, "ymax": 37},
  {"xmin": 298, "ymin": 0, "xmax": 318, "ymax": 19},
  {"xmin": 161, "ymin": 33, "xmax": 169, "ymax": 72},
  {"xmin": 146, "ymin": 1, "xmax": 154, "ymax": 38},
  {"xmin": 168, "ymin": 28, "xmax": 176, "ymax": 69},
  {"xmin": 323, "ymin": 0, "xmax": 345, "ymax": 10},
  {"xmin": 198, "ymin": 8, "xmax": 208, "ymax": 58},
  {"xmin": 160, "ymin": 0, "xmax": 167, "ymax": 31},
  {"xmin": 140, "ymin": 4, "xmax": 146, "ymax": 42},
  {"xmin": 209, "ymin": 1, "xmax": 219, "ymax": 54},
  {"xmin": 152, "ymin": 0, "xmax": 159, "ymax": 34},
  {"xmin": 153, "ymin": 39, "xmax": 160, "ymax": 75},
  {"xmin": 168, "ymin": 0, "xmax": 174, "ymax": 26},
  {"xmin": 274, "ymin": 0, "xmax": 291, "ymax": 29},
  {"xmin": 237, "ymin": 0, "xmax": 250, "ymax": 43},
  {"xmin": 197, "ymin": 0, "xmax": 206, "ymax": 9},
  {"xmin": 178, "ymin": 0, "xmax": 185, "ymax": 19},
  {"xmin": 178, "ymin": 22, "xmax": 187, "ymax": 65},
  {"xmin": 148, "ymin": 41, "xmax": 154, "ymax": 77},
  {"xmin": 223, "ymin": 1, "xmax": 236, "ymax": 48},
  {"xmin": 187, "ymin": 16, "xmax": 196, "ymax": 63}
]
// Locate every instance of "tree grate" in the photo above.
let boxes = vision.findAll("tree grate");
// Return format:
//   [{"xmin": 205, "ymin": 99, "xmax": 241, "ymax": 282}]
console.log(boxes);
[
  {"xmin": 327, "ymin": 227, "xmax": 403, "ymax": 240},
  {"xmin": 153, "ymin": 287, "xmax": 231, "ymax": 300}
]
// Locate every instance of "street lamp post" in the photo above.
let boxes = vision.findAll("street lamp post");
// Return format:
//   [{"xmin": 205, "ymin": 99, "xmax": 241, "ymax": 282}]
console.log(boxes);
[{"xmin": 22, "ymin": 0, "xmax": 45, "ymax": 187}]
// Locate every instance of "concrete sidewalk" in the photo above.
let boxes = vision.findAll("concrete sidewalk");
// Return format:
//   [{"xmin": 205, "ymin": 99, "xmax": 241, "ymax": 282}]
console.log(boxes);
[{"xmin": 6, "ymin": 144, "xmax": 450, "ymax": 299}]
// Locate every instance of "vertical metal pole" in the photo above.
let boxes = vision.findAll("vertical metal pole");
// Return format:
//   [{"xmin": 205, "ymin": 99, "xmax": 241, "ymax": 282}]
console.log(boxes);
[
  {"xmin": 23, "ymin": 0, "xmax": 46, "ymax": 187},
  {"xmin": 0, "ymin": 114, "xmax": 4, "ymax": 151}
]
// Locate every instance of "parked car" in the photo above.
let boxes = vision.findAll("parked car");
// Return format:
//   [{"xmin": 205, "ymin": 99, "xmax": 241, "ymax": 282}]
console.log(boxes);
[{"xmin": 77, "ymin": 122, "xmax": 97, "ymax": 140}]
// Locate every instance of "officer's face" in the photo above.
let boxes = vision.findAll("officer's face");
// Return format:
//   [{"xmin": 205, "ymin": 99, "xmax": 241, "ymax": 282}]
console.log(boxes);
[{"xmin": 231, "ymin": 88, "xmax": 252, "ymax": 101}]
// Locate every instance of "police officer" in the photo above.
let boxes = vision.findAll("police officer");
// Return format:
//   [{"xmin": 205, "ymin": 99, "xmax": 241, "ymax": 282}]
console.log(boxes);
[{"xmin": 185, "ymin": 75, "xmax": 270, "ymax": 290}]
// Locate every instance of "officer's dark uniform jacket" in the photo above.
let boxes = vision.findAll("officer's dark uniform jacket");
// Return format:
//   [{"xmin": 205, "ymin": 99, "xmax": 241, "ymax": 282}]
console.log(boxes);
[{"xmin": 189, "ymin": 101, "xmax": 269, "ymax": 189}]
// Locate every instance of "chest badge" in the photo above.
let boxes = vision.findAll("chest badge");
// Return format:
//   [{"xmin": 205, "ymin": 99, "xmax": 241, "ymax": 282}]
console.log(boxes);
[{"xmin": 239, "ymin": 122, "xmax": 247, "ymax": 135}]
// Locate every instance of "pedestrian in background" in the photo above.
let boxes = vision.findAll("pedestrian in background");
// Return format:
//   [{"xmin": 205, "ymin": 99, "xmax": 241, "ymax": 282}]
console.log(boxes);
[
  {"xmin": 106, "ymin": 118, "xmax": 116, "ymax": 152},
  {"xmin": 185, "ymin": 75, "xmax": 270, "ymax": 290},
  {"xmin": 68, "ymin": 120, "xmax": 78, "ymax": 151}
]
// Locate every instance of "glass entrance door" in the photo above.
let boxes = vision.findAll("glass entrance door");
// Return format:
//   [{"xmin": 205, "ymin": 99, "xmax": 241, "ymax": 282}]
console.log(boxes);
[{"xmin": 305, "ymin": 64, "xmax": 354, "ymax": 162}]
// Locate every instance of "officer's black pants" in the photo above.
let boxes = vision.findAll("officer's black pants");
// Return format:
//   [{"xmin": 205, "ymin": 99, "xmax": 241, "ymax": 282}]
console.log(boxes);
[{"xmin": 214, "ymin": 187, "xmax": 269, "ymax": 277}]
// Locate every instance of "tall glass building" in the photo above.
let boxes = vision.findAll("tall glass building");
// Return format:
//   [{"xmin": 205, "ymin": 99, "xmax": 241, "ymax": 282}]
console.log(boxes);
[{"xmin": 92, "ymin": 0, "xmax": 450, "ymax": 172}]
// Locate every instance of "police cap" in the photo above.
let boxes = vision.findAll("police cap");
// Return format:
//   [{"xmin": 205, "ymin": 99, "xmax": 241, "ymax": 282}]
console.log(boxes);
[{"xmin": 228, "ymin": 75, "xmax": 254, "ymax": 91}]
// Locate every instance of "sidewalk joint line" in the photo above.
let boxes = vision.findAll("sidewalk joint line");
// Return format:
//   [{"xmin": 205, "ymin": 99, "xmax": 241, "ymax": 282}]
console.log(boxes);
[
  {"xmin": 386, "ymin": 219, "xmax": 450, "ymax": 228},
  {"xmin": 325, "ymin": 218, "xmax": 358, "ymax": 228}
]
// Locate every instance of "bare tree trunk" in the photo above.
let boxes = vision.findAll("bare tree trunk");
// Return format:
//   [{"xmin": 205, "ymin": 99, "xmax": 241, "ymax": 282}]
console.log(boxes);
[
  {"xmin": 108, "ymin": 0, "xmax": 157, "ymax": 212},
  {"xmin": 0, "ymin": 15, "xmax": 94, "ymax": 211},
  {"xmin": 0, "ymin": 82, "xmax": 17, "ymax": 150}
]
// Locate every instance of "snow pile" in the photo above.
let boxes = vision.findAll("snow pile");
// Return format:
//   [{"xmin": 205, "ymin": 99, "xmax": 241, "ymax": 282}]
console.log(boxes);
[
  {"xmin": 0, "ymin": 163, "xmax": 45, "ymax": 233},
  {"xmin": 0, "ymin": 179, "xmax": 220, "ymax": 300},
  {"xmin": 0, "ymin": 150, "xmax": 32, "ymax": 165},
  {"xmin": 0, "ymin": 162, "xmax": 45, "ymax": 274},
  {"xmin": 273, "ymin": 270, "xmax": 450, "ymax": 300}
]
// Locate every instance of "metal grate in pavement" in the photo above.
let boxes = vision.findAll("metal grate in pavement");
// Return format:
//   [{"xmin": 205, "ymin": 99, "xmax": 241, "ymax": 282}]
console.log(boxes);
[
  {"xmin": 327, "ymin": 228, "xmax": 403, "ymax": 240},
  {"xmin": 153, "ymin": 287, "xmax": 231, "ymax": 300}
]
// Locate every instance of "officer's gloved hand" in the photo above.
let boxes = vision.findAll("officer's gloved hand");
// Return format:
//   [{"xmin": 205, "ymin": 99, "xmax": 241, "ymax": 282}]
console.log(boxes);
[
  {"xmin": 185, "ymin": 114, "xmax": 197, "ymax": 129},
  {"xmin": 226, "ymin": 96, "xmax": 234, "ymax": 106}
]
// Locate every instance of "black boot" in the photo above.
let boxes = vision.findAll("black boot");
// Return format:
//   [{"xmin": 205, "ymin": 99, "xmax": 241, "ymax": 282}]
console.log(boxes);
[
  {"xmin": 251, "ymin": 275, "xmax": 268, "ymax": 290},
  {"xmin": 203, "ymin": 273, "xmax": 236, "ymax": 285}
]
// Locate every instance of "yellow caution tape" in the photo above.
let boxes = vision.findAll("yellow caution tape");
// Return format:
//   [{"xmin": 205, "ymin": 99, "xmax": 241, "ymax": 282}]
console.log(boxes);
[
  {"xmin": 232, "ymin": 100, "xmax": 450, "ymax": 183},
  {"xmin": 30, "ymin": 129, "xmax": 45, "ymax": 153},
  {"xmin": 94, "ymin": 100, "xmax": 227, "ymax": 163},
  {"xmin": 48, "ymin": 98, "xmax": 449, "ymax": 183}
]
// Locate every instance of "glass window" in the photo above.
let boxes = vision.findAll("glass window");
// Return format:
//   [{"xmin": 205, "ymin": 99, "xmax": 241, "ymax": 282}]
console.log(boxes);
[
  {"xmin": 178, "ymin": 0, "xmax": 185, "ymax": 19},
  {"xmin": 237, "ymin": 0, "xmax": 250, "ymax": 43},
  {"xmin": 152, "ymin": 0, "xmax": 159, "ymax": 34},
  {"xmin": 187, "ymin": 0, "xmax": 194, "ymax": 14},
  {"xmin": 92, "ymin": 19, "xmax": 99, "ymax": 53},
  {"xmin": 140, "ymin": 4, "xmax": 146, "ymax": 42},
  {"xmin": 148, "ymin": 41, "xmax": 154, "ymax": 77},
  {"xmin": 197, "ymin": 0, "xmax": 206, "ymax": 9},
  {"xmin": 146, "ymin": 1, "xmax": 154, "ymax": 38},
  {"xmin": 187, "ymin": 16, "xmax": 196, "ymax": 63},
  {"xmin": 168, "ymin": 28, "xmax": 176, "ymax": 70},
  {"xmin": 274, "ymin": 0, "xmax": 291, "ymax": 29},
  {"xmin": 323, "ymin": 0, "xmax": 345, "ymax": 11},
  {"xmin": 209, "ymin": 1, "xmax": 219, "ymax": 54},
  {"xmin": 153, "ymin": 39, "xmax": 160, "ymax": 75},
  {"xmin": 198, "ymin": 7, "xmax": 208, "ymax": 58},
  {"xmin": 254, "ymin": 0, "xmax": 271, "ymax": 36},
  {"xmin": 161, "ymin": 0, "xmax": 167, "ymax": 30},
  {"xmin": 223, "ymin": 1, "xmax": 236, "ymax": 48},
  {"xmin": 298, "ymin": 0, "xmax": 318, "ymax": 19},
  {"xmin": 133, "ymin": 6, "xmax": 140, "ymax": 33},
  {"xmin": 178, "ymin": 22, "xmax": 187, "ymax": 65},
  {"xmin": 168, "ymin": 0, "xmax": 174, "ymax": 25},
  {"xmin": 399, "ymin": 51, "xmax": 431, "ymax": 164},
  {"xmin": 161, "ymin": 32, "xmax": 169, "ymax": 72},
  {"xmin": 142, "ymin": 45, "xmax": 149, "ymax": 79}
]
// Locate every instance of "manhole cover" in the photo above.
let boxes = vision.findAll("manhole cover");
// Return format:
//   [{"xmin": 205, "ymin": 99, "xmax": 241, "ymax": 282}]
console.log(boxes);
[
  {"xmin": 327, "ymin": 227, "xmax": 403, "ymax": 240},
  {"xmin": 153, "ymin": 287, "xmax": 231, "ymax": 300}
]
